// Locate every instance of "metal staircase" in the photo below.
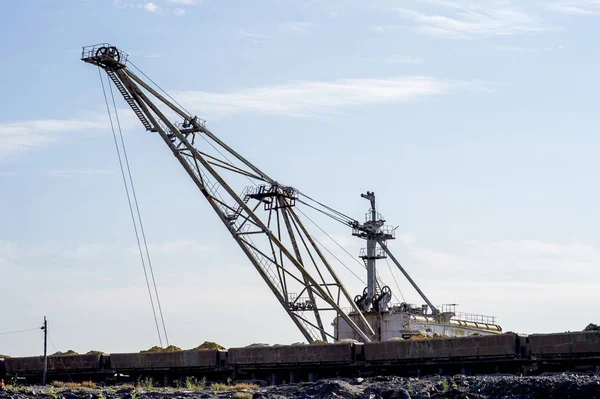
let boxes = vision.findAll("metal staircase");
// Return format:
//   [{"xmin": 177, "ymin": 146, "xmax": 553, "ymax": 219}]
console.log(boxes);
[
  {"xmin": 226, "ymin": 186, "xmax": 252, "ymax": 225},
  {"xmin": 106, "ymin": 69, "xmax": 155, "ymax": 132}
]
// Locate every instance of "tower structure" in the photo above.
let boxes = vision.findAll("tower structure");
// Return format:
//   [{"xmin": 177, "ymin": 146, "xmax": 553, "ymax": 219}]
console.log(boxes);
[{"xmin": 351, "ymin": 192, "xmax": 394, "ymax": 313}]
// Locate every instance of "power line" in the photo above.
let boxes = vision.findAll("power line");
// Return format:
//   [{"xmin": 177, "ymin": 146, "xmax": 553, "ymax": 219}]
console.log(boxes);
[{"xmin": 0, "ymin": 327, "xmax": 40, "ymax": 336}]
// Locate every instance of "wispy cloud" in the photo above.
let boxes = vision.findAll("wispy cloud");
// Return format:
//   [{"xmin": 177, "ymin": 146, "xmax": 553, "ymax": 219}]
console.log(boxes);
[
  {"xmin": 394, "ymin": 1, "xmax": 549, "ymax": 39},
  {"xmin": 166, "ymin": 0, "xmax": 201, "ymax": 4},
  {"xmin": 238, "ymin": 30, "xmax": 267, "ymax": 39},
  {"xmin": 383, "ymin": 237, "xmax": 600, "ymax": 332},
  {"xmin": 44, "ymin": 169, "xmax": 115, "ymax": 178},
  {"xmin": 173, "ymin": 76, "xmax": 470, "ymax": 118},
  {"xmin": 548, "ymin": 1, "xmax": 600, "ymax": 15},
  {"xmin": 278, "ymin": 21, "xmax": 316, "ymax": 33},
  {"xmin": 114, "ymin": 0, "xmax": 202, "ymax": 15},
  {"xmin": 0, "ymin": 119, "xmax": 104, "ymax": 158},
  {"xmin": 366, "ymin": 55, "xmax": 425, "ymax": 64},
  {"xmin": 372, "ymin": 25, "xmax": 402, "ymax": 34},
  {"xmin": 143, "ymin": 2, "xmax": 158, "ymax": 12}
]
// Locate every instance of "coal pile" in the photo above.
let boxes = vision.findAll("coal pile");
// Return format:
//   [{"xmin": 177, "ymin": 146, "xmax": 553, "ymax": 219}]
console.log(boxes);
[{"xmin": 2, "ymin": 375, "xmax": 600, "ymax": 399}]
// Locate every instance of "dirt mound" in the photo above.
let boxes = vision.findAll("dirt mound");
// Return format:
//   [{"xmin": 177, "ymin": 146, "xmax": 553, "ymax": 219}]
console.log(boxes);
[
  {"xmin": 140, "ymin": 345, "xmax": 182, "ymax": 353},
  {"xmin": 584, "ymin": 323, "xmax": 600, "ymax": 331},
  {"xmin": 310, "ymin": 339, "xmax": 329, "ymax": 345},
  {"xmin": 409, "ymin": 334, "xmax": 432, "ymax": 340},
  {"xmin": 86, "ymin": 350, "xmax": 106, "ymax": 355},
  {"xmin": 50, "ymin": 350, "xmax": 78, "ymax": 356},
  {"xmin": 140, "ymin": 346, "xmax": 164, "ymax": 353},
  {"xmin": 0, "ymin": 354, "xmax": 10, "ymax": 358},
  {"xmin": 194, "ymin": 341, "xmax": 225, "ymax": 350}
]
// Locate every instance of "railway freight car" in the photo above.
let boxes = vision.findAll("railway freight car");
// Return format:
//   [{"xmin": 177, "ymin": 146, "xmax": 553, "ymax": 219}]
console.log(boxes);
[
  {"xmin": 3, "ymin": 354, "xmax": 105, "ymax": 382},
  {"xmin": 526, "ymin": 331, "xmax": 600, "ymax": 374},
  {"xmin": 109, "ymin": 349, "xmax": 226, "ymax": 381},
  {"xmin": 363, "ymin": 333, "xmax": 523, "ymax": 376},
  {"xmin": 228, "ymin": 342, "xmax": 359, "ymax": 383}
]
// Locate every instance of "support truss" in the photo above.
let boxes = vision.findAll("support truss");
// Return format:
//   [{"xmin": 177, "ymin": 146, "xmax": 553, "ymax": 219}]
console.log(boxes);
[{"xmin": 82, "ymin": 44, "xmax": 375, "ymax": 343}]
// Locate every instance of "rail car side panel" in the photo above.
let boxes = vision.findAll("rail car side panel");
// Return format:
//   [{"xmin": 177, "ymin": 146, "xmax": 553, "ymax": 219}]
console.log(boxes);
[
  {"xmin": 110, "ymin": 350, "xmax": 219, "ymax": 371},
  {"xmin": 4, "ymin": 354, "xmax": 102, "ymax": 374},
  {"xmin": 364, "ymin": 334, "xmax": 517, "ymax": 363},
  {"xmin": 229, "ymin": 343, "xmax": 353, "ymax": 367},
  {"xmin": 529, "ymin": 332, "xmax": 600, "ymax": 357}
]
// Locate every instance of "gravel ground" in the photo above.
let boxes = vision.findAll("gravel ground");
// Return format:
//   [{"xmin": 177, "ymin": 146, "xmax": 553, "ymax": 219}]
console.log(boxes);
[{"xmin": 2, "ymin": 375, "xmax": 600, "ymax": 399}]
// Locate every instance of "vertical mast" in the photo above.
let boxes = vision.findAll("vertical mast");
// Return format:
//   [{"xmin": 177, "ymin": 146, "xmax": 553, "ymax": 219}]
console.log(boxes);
[
  {"xmin": 352, "ymin": 192, "xmax": 395, "ymax": 312},
  {"xmin": 364, "ymin": 192, "xmax": 378, "ymax": 306},
  {"xmin": 42, "ymin": 317, "xmax": 47, "ymax": 385}
]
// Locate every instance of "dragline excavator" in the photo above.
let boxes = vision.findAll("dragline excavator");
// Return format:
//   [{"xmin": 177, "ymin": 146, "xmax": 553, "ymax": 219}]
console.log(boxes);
[{"xmin": 82, "ymin": 44, "xmax": 502, "ymax": 343}]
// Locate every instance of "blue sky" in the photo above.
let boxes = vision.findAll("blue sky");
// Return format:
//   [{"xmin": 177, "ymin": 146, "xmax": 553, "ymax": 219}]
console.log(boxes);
[{"xmin": 1, "ymin": 0, "xmax": 600, "ymax": 356}]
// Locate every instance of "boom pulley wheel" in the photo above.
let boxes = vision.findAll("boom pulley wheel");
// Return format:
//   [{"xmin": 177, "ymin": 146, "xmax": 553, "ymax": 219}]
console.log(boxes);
[{"xmin": 95, "ymin": 46, "xmax": 121, "ymax": 64}]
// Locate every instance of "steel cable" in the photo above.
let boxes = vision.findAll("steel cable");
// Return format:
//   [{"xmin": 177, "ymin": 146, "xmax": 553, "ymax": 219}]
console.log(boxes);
[
  {"xmin": 98, "ymin": 67, "xmax": 164, "ymax": 347},
  {"xmin": 0, "ymin": 327, "xmax": 40, "ymax": 336},
  {"xmin": 106, "ymin": 72, "xmax": 169, "ymax": 346}
]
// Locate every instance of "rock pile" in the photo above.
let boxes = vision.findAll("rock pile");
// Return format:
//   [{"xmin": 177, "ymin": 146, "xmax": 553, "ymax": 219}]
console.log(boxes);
[{"xmin": 2, "ymin": 375, "xmax": 600, "ymax": 398}]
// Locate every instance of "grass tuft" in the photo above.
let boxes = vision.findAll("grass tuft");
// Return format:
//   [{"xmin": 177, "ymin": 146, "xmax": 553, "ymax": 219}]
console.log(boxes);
[
  {"xmin": 212, "ymin": 382, "xmax": 259, "ymax": 391},
  {"xmin": 185, "ymin": 376, "xmax": 206, "ymax": 391},
  {"xmin": 234, "ymin": 393, "xmax": 253, "ymax": 399},
  {"xmin": 82, "ymin": 381, "xmax": 97, "ymax": 389},
  {"xmin": 137, "ymin": 377, "xmax": 155, "ymax": 390}
]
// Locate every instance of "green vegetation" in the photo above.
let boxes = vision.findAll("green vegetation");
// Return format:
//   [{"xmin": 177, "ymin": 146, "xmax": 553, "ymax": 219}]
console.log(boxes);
[
  {"xmin": 50, "ymin": 381, "xmax": 97, "ymax": 389},
  {"xmin": 440, "ymin": 378, "xmax": 450, "ymax": 392},
  {"xmin": 137, "ymin": 377, "xmax": 155, "ymax": 390},
  {"xmin": 234, "ymin": 393, "xmax": 253, "ymax": 399},
  {"xmin": 212, "ymin": 382, "xmax": 260, "ymax": 391},
  {"xmin": 185, "ymin": 376, "xmax": 206, "ymax": 391}
]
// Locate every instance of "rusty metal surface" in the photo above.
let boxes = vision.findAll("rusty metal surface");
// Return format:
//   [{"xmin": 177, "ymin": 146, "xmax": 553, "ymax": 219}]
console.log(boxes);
[
  {"xmin": 109, "ymin": 350, "xmax": 219, "ymax": 370},
  {"xmin": 229, "ymin": 343, "xmax": 353, "ymax": 366},
  {"xmin": 364, "ymin": 334, "xmax": 517, "ymax": 363},
  {"xmin": 529, "ymin": 332, "xmax": 600, "ymax": 357},
  {"xmin": 5, "ymin": 354, "xmax": 101, "ymax": 373}
]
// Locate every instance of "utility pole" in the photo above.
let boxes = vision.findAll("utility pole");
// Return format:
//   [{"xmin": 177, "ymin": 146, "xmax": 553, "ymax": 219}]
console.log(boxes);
[{"xmin": 41, "ymin": 317, "xmax": 47, "ymax": 385}]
